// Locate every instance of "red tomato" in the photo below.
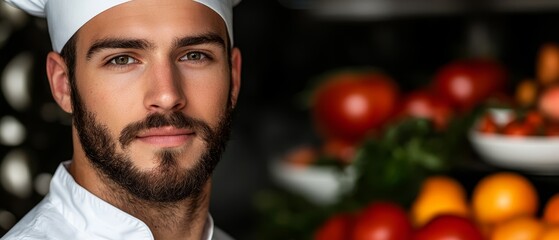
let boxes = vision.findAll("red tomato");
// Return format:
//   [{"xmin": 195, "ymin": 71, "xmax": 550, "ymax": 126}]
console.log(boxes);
[
  {"xmin": 524, "ymin": 110, "xmax": 545, "ymax": 129},
  {"xmin": 322, "ymin": 138, "xmax": 357, "ymax": 165},
  {"xmin": 351, "ymin": 201, "xmax": 413, "ymax": 240},
  {"xmin": 312, "ymin": 71, "xmax": 399, "ymax": 143},
  {"xmin": 502, "ymin": 119, "xmax": 536, "ymax": 137},
  {"xmin": 284, "ymin": 145, "xmax": 318, "ymax": 168},
  {"xmin": 395, "ymin": 89, "xmax": 454, "ymax": 130},
  {"xmin": 412, "ymin": 214, "xmax": 484, "ymax": 240},
  {"xmin": 545, "ymin": 121, "xmax": 559, "ymax": 136},
  {"xmin": 433, "ymin": 58, "xmax": 507, "ymax": 112},
  {"xmin": 477, "ymin": 113, "xmax": 499, "ymax": 134},
  {"xmin": 314, "ymin": 212, "xmax": 354, "ymax": 240}
]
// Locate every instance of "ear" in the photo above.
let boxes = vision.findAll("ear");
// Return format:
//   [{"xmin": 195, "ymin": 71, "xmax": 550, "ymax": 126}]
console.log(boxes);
[
  {"xmin": 46, "ymin": 52, "xmax": 73, "ymax": 113},
  {"xmin": 229, "ymin": 47, "xmax": 242, "ymax": 107}
]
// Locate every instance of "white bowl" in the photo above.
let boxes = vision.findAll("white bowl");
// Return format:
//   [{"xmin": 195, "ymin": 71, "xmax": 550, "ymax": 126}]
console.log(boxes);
[
  {"xmin": 269, "ymin": 159, "xmax": 355, "ymax": 205},
  {"xmin": 469, "ymin": 130, "xmax": 559, "ymax": 174}
]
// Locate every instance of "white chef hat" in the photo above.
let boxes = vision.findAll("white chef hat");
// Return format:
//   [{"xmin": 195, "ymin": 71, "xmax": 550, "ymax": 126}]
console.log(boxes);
[{"xmin": 3, "ymin": 0, "xmax": 241, "ymax": 53}]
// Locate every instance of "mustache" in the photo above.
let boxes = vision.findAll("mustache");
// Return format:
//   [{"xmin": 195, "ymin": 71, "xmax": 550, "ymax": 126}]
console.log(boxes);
[{"xmin": 118, "ymin": 112, "xmax": 212, "ymax": 148}]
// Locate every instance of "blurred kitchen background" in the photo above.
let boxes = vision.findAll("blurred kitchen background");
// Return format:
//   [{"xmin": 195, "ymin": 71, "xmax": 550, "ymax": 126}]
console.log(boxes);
[{"xmin": 2, "ymin": 0, "xmax": 559, "ymax": 239}]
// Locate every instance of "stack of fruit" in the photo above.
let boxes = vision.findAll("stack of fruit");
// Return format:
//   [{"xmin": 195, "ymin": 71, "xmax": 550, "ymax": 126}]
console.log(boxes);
[{"xmin": 314, "ymin": 172, "xmax": 559, "ymax": 240}]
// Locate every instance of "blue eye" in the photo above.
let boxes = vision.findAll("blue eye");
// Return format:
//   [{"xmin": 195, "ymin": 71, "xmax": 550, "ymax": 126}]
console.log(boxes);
[{"xmin": 109, "ymin": 55, "xmax": 138, "ymax": 65}]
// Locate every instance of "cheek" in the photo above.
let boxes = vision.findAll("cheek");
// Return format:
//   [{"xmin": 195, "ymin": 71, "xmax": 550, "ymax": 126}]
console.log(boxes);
[
  {"xmin": 189, "ymin": 80, "xmax": 230, "ymax": 106},
  {"xmin": 183, "ymin": 71, "xmax": 231, "ymax": 122},
  {"xmin": 74, "ymin": 70, "xmax": 144, "ymax": 135}
]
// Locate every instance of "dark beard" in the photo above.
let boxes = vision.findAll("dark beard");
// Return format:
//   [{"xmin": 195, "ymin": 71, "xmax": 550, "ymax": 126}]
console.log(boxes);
[{"xmin": 70, "ymin": 82, "xmax": 233, "ymax": 203}]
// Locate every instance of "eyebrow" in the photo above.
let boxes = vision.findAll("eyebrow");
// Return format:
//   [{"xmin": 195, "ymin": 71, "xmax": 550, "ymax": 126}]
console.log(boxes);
[
  {"xmin": 86, "ymin": 38, "xmax": 153, "ymax": 60},
  {"xmin": 86, "ymin": 33, "xmax": 226, "ymax": 60},
  {"xmin": 173, "ymin": 33, "xmax": 226, "ymax": 50}
]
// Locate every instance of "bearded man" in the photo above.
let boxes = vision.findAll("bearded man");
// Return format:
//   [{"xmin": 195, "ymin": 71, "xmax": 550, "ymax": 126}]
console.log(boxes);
[{"xmin": 1, "ymin": 0, "xmax": 242, "ymax": 239}]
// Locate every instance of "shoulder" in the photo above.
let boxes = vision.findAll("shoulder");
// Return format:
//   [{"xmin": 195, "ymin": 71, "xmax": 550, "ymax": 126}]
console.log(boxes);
[
  {"xmin": 1, "ymin": 198, "xmax": 75, "ymax": 240},
  {"xmin": 212, "ymin": 227, "xmax": 235, "ymax": 240}
]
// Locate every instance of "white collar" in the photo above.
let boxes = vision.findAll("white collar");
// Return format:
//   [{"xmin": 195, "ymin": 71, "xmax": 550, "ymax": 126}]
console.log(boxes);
[{"xmin": 49, "ymin": 161, "xmax": 215, "ymax": 240}]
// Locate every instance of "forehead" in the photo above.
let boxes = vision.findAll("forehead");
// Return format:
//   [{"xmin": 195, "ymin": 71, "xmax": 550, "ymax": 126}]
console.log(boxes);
[{"xmin": 75, "ymin": 0, "xmax": 227, "ymax": 49}]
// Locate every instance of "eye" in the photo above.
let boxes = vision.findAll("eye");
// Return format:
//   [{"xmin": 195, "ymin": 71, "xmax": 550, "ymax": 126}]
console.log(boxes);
[
  {"xmin": 180, "ymin": 52, "xmax": 209, "ymax": 61},
  {"xmin": 109, "ymin": 55, "xmax": 138, "ymax": 65}
]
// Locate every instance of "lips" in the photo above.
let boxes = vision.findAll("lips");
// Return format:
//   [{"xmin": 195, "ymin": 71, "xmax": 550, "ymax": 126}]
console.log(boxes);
[{"xmin": 135, "ymin": 127, "xmax": 194, "ymax": 147}]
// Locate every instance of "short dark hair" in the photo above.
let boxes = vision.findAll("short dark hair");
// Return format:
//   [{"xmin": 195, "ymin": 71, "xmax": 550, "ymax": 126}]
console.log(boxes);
[{"xmin": 59, "ymin": 34, "xmax": 77, "ymax": 83}]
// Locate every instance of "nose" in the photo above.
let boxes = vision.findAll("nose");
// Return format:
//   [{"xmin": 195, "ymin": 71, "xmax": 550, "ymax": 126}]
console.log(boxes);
[{"xmin": 143, "ymin": 61, "xmax": 186, "ymax": 112}]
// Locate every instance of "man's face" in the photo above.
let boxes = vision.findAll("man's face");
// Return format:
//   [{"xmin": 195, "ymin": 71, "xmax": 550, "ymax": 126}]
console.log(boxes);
[{"xmin": 67, "ymin": 0, "xmax": 240, "ymax": 202}]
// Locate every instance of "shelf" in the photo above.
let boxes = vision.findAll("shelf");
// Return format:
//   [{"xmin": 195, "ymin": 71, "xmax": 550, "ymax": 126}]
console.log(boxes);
[{"xmin": 281, "ymin": 0, "xmax": 559, "ymax": 20}]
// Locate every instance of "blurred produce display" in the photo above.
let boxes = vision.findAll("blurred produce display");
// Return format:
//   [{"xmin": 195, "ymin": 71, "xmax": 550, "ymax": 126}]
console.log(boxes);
[{"xmin": 255, "ymin": 41, "xmax": 559, "ymax": 240}]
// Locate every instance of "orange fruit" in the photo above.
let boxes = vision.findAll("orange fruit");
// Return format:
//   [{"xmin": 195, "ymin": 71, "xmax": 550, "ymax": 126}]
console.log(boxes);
[
  {"xmin": 410, "ymin": 175, "xmax": 469, "ymax": 227},
  {"xmin": 490, "ymin": 215, "xmax": 544, "ymax": 240},
  {"xmin": 478, "ymin": 222, "xmax": 496, "ymax": 239},
  {"xmin": 515, "ymin": 79, "xmax": 539, "ymax": 108},
  {"xmin": 537, "ymin": 42, "xmax": 559, "ymax": 86},
  {"xmin": 472, "ymin": 172, "xmax": 538, "ymax": 225},
  {"xmin": 543, "ymin": 193, "xmax": 559, "ymax": 224},
  {"xmin": 541, "ymin": 225, "xmax": 559, "ymax": 240}
]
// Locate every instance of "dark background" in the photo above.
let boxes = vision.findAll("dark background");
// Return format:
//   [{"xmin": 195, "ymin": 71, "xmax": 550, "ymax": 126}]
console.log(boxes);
[{"xmin": 2, "ymin": 1, "xmax": 559, "ymax": 239}]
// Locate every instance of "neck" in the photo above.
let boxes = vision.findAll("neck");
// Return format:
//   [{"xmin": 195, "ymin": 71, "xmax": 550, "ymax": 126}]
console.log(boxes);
[
  {"xmin": 69, "ymin": 157, "xmax": 212, "ymax": 240},
  {"xmin": 106, "ymin": 181, "xmax": 211, "ymax": 240}
]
